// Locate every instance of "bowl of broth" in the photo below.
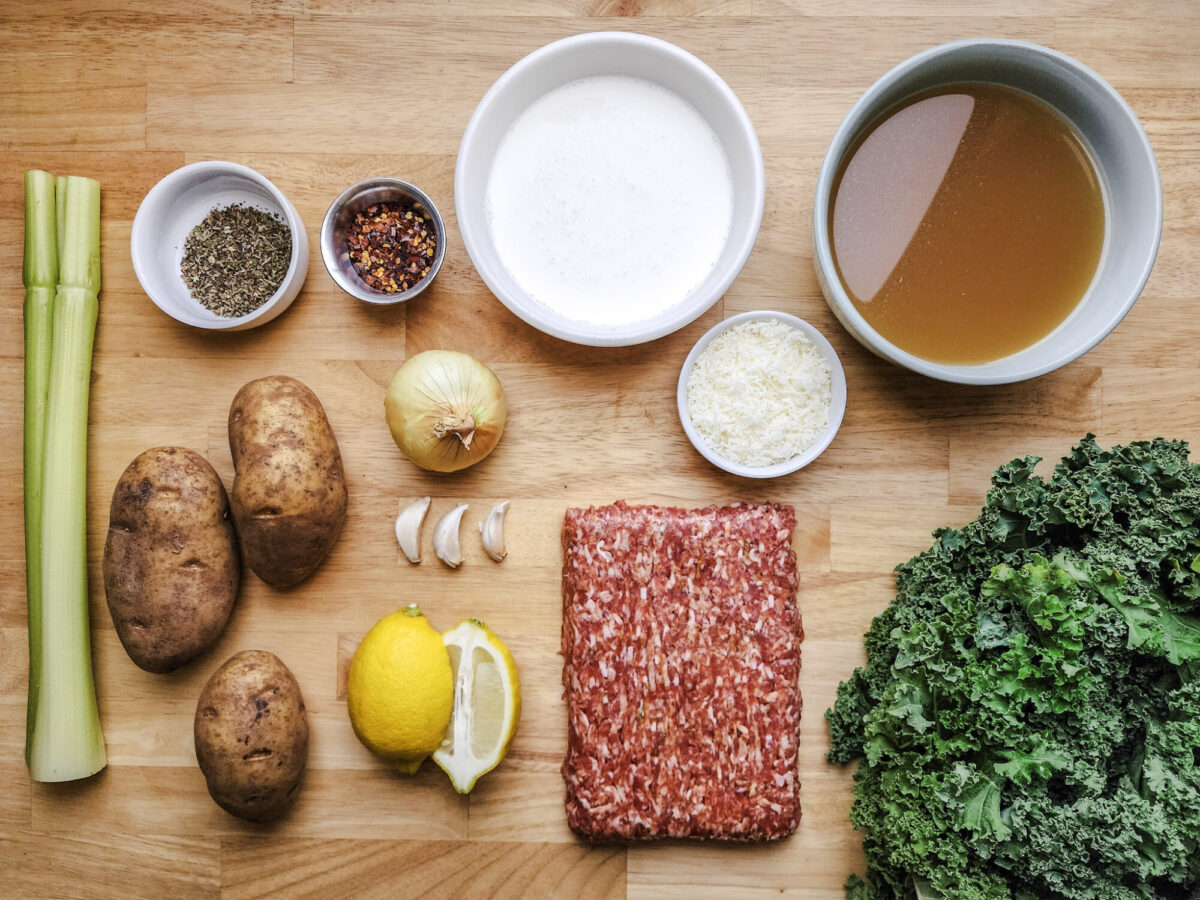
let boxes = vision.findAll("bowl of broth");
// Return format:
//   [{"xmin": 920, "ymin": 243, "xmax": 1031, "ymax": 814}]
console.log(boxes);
[{"xmin": 813, "ymin": 39, "xmax": 1162, "ymax": 384}]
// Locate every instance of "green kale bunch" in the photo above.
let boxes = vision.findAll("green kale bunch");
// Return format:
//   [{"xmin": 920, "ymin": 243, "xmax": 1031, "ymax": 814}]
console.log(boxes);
[{"xmin": 827, "ymin": 436, "xmax": 1200, "ymax": 900}]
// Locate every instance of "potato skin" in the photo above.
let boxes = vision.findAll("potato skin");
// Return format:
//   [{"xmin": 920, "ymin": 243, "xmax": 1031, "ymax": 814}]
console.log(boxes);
[
  {"xmin": 103, "ymin": 447, "xmax": 239, "ymax": 674},
  {"xmin": 194, "ymin": 650, "xmax": 309, "ymax": 822},
  {"xmin": 228, "ymin": 376, "xmax": 348, "ymax": 589}
]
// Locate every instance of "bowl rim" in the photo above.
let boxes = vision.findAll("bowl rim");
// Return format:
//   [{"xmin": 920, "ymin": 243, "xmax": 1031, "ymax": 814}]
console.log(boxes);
[
  {"xmin": 319, "ymin": 176, "xmax": 448, "ymax": 305},
  {"xmin": 676, "ymin": 310, "xmax": 848, "ymax": 479},
  {"xmin": 811, "ymin": 37, "xmax": 1164, "ymax": 385},
  {"xmin": 130, "ymin": 160, "xmax": 307, "ymax": 331},
  {"xmin": 455, "ymin": 30, "xmax": 765, "ymax": 347}
]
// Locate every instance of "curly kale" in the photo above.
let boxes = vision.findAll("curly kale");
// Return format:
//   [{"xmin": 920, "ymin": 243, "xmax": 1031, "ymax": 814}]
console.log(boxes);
[{"xmin": 827, "ymin": 436, "xmax": 1200, "ymax": 900}]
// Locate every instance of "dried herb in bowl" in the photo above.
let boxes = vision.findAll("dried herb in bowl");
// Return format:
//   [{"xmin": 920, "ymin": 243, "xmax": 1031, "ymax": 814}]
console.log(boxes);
[
  {"xmin": 181, "ymin": 204, "xmax": 292, "ymax": 318},
  {"xmin": 347, "ymin": 202, "xmax": 437, "ymax": 294}
]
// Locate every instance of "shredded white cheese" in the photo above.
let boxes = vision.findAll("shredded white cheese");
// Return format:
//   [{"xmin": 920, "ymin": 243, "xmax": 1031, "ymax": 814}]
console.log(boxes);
[{"xmin": 686, "ymin": 319, "xmax": 832, "ymax": 468}]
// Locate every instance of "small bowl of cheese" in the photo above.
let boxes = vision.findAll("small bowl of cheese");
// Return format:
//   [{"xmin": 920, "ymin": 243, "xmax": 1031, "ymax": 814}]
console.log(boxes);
[{"xmin": 677, "ymin": 310, "xmax": 847, "ymax": 478}]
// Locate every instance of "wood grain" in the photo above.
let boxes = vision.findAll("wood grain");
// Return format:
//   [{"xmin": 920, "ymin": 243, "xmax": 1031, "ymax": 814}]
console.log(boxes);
[
  {"xmin": 219, "ymin": 837, "xmax": 626, "ymax": 900},
  {"xmin": 2, "ymin": 1, "xmax": 1199, "ymax": 897},
  {"xmin": 0, "ymin": 14, "xmax": 293, "ymax": 87},
  {"xmin": 0, "ymin": 85, "xmax": 146, "ymax": 151}
]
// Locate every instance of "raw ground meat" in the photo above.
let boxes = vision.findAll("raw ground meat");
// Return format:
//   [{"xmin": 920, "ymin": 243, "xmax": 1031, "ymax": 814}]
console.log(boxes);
[{"xmin": 561, "ymin": 501, "xmax": 802, "ymax": 842}]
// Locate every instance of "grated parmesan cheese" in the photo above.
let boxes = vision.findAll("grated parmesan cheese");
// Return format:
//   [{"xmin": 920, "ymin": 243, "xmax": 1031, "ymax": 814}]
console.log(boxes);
[{"xmin": 686, "ymin": 319, "xmax": 832, "ymax": 468}]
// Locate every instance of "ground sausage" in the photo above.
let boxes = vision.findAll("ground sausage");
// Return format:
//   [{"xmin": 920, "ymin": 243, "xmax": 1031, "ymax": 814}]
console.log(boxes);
[{"xmin": 561, "ymin": 501, "xmax": 802, "ymax": 842}]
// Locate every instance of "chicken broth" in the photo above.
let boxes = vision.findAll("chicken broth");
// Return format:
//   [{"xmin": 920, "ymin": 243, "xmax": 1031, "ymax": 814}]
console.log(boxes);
[{"xmin": 830, "ymin": 82, "xmax": 1106, "ymax": 365}]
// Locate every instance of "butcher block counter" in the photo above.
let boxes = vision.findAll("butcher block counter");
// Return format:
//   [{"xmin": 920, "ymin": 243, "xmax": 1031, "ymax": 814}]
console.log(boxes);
[{"xmin": 2, "ymin": 2, "xmax": 1199, "ymax": 897}]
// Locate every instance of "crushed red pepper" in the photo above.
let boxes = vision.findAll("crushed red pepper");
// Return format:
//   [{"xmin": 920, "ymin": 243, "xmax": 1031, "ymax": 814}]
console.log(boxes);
[{"xmin": 346, "ymin": 202, "xmax": 437, "ymax": 293}]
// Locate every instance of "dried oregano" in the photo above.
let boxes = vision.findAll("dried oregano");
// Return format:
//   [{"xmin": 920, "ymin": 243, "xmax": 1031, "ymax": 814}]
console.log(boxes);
[{"xmin": 181, "ymin": 204, "xmax": 292, "ymax": 317}]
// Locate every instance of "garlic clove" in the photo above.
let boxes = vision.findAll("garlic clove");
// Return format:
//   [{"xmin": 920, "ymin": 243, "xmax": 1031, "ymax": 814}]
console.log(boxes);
[
  {"xmin": 395, "ymin": 496, "xmax": 432, "ymax": 564},
  {"xmin": 433, "ymin": 502, "xmax": 469, "ymax": 569},
  {"xmin": 479, "ymin": 501, "xmax": 509, "ymax": 562}
]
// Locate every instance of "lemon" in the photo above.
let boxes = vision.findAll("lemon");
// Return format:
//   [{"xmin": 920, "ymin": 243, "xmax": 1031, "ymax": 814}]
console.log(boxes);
[
  {"xmin": 433, "ymin": 619, "xmax": 521, "ymax": 793},
  {"xmin": 346, "ymin": 604, "xmax": 453, "ymax": 775}
]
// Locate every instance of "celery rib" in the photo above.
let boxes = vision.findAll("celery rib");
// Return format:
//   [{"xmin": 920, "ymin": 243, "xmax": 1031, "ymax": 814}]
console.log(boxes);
[
  {"xmin": 26, "ymin": 173, "xmax": 106, "ymax": 782},
  {"xmin": 55, "ymin": 174, "xmax": 67, "ymax": 264},
  {"xmin": 23, "ymin": 170, "xmax": 57, "ymax": 763}
]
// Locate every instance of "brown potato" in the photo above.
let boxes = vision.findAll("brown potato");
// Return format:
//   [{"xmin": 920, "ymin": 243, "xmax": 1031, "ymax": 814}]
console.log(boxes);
[
  {"xmin": 194, "ymin": 650, "xmax": 308, "ymax": 822},
  {"xmin": 103, "ymin": 447, "xmax": 239, "ymax": 674},
  {"xmin": 228, "ymin": 375, "xmax": 348, "ymax": 589}
]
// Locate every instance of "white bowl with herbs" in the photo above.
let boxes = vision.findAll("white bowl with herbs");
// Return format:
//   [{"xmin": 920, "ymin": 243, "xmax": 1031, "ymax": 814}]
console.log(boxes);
[
  {"xmin": 677, "ymin": 310, "xmax": 847, "ymax": 478},
  {"xmin": 131, "ymin": 161, "xmax": 309, "ymax": 331}
]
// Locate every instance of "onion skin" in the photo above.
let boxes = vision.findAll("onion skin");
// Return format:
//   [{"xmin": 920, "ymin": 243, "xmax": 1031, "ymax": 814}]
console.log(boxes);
[{"xmin": 384, "ymin": 350, "xmax": 507, "ymax": 473}]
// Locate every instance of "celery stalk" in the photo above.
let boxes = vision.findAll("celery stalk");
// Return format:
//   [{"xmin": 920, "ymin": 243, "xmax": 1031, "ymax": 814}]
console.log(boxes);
[
  {"xmin": 23, "ymin": 170, "xmax": 58, "ymax": 762},
  {"xmin": 55, "ymin": 175, "xmax": 67, "ymax": 261},
  {"xmin": 27, "ymin": 174, "xmax": 106, "ymax": 782}
]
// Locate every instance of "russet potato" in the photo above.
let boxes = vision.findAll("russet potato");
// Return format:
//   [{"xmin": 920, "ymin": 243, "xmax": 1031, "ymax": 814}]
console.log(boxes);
[
  {"xmin": 194, "ymin": 650, "xmax": 308, "ymax": 822},
  {"xmin": 102, "ymin": 447, "xmax": 239, "ymax": 674},
  {"xmin": 228, "ymin": 375, "xmax": 348, "ymax": 589}
]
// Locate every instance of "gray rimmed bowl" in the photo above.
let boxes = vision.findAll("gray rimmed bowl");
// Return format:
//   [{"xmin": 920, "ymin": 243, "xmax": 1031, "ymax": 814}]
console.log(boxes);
[
  {"xmin": 320, "ymin": 178, "xmax": 447, "ymax": 304},
  {"xmin": 812, "ymin": 38, "xmax": 1162, "ymax": 385}
]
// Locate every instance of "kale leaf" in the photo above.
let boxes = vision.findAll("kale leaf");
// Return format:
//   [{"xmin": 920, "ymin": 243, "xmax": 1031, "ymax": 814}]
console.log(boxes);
[{"xmin": 827, "ymin": 436, "xmax": 1200, "ymax": 899}]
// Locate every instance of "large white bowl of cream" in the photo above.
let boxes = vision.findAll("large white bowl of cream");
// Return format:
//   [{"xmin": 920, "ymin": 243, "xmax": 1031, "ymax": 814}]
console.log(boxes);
[{"xmin": 456, "ymin": 32, "xmax": 764, "ymax": 347}]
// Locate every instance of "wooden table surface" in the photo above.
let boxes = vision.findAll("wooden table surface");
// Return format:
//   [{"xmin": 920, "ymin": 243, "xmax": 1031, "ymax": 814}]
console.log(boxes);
[{"xmin": 2, "ymin": 2, "xmax": 1198, "ymax": 897}]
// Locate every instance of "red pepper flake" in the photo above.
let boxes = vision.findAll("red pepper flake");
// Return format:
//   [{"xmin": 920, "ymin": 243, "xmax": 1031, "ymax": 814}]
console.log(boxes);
[{"xmin": 346, "ymin": 201, "xmax": 438, "ymax": 293}]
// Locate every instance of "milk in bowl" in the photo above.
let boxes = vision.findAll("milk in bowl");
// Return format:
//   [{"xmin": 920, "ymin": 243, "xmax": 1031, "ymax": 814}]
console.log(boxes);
[{"xmin": 484, "ymin": 75, "xmax": 734, "ymax": 327}]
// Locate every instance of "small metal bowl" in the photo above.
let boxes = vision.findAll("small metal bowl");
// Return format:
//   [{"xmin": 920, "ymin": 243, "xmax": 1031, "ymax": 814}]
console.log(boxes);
[{"xmin": 320, "ymin": 178, "xmax": 447, "ymax": 304}]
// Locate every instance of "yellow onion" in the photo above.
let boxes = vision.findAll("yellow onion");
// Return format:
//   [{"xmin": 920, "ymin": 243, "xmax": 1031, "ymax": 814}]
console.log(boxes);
[{"xmin": 384, "ymin": 350, "xmax": 507, "ymax": 473}]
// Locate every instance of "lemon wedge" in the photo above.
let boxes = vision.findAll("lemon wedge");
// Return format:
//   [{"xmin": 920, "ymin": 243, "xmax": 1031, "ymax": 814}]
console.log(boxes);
[{"xmin": 433, "ymin": 619, "xmax": 521, "ymax": 793}]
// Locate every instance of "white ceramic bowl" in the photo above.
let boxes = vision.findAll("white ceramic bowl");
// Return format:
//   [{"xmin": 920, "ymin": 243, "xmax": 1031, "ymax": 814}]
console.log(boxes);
[
  {"xmin": 456, "ymin": 32, "xmax": 764, "ymax": 347},
  {"xmin": 677, "ymin": 310, "xmax": 847, "ymax": 478},
  {"xmin": 131, "ymin": 161, "xmax": 309, "ymax": 331},
  {"xmin": 813, "ymin": 39, "xmax": 1162, "ymax": 384}
]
